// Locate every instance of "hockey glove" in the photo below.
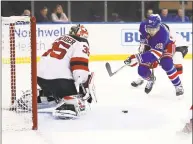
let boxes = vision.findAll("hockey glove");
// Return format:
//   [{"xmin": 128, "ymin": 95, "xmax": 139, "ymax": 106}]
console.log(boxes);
[
  {"xmin": 150, "ymin": 61, "xmax": 159, "ymax": 69},
  {"xmin": 124, "ymin": 54, "xmax": 138, "ymax": 67},
  {"xmin": 138, "ymin": 44, "xmax": 151, "ymax": 53}
]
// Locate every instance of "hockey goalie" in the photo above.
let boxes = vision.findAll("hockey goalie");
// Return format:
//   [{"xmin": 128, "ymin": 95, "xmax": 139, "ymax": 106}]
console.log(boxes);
[{"xmin": 12, "ymin": 24, "xmax": 96, "ymax": 119}]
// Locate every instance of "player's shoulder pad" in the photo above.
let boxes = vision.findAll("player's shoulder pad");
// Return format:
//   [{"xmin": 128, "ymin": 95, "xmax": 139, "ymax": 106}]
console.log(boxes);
[
  {"xmin": 160, "ymin": 24, "xmax": 169, "ymax": 34},
  {"xmin": 162, "ymin": 23, "xmax": 170, "ymax": 31},
  {"xmin": 158, "ymin": 25, "xmax": 170, "ymax": 41}
]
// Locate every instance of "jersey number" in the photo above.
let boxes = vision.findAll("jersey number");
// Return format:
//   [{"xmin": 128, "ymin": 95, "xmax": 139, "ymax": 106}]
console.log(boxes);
[
  {"xmin": 42, "ymin": 41, "xmax": 70, "ymax": 60},
  {"xmin": 42, "ymin": 42, "xmax": 90, "ymax": 59},
  {"xmin": 82, "ymin": 45, "xmax": 90, "ymax": 56}
]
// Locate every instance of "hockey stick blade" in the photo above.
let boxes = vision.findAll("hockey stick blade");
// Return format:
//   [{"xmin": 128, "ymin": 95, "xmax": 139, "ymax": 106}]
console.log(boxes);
[
  {"xmin": 105, "ymin": 62, "xmax": 126, "ymax": 77},
  {"xmin": 105, "ymin": 62, "xmax": 114, "ymax": 77}
]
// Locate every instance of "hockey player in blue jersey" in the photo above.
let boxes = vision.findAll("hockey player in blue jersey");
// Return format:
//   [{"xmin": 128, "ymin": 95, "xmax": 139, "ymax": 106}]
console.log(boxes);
[
  {"xmin": 124, "ymin": 14, "xmax": 184, "ymax": 96},
  {"xmin": 130, "ymin": 18, "xmax": 188, "ymax": 89}
]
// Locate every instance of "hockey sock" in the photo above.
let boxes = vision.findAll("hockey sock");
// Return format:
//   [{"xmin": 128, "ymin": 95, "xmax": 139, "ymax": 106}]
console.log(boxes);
[{"xmin": 160, "ymin": 57, "xmax": 181, "ymax": 86}]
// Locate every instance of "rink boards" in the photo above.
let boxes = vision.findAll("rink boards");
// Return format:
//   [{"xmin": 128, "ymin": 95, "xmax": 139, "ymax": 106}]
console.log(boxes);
[{"xmin": 2, "ymin": 23, "xmax": 192, "ymax": 64}]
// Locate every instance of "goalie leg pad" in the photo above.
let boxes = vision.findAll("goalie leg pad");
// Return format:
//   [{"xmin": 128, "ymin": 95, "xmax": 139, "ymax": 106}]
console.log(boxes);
[{"xmin": 53, "ymin": 95, "xmax": 86, "ymax": 119}]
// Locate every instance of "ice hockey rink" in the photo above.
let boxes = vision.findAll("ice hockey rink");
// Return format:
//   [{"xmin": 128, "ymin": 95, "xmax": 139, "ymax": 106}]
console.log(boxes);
[{"xmin": 2, "ymin": 60, "xmax": 192, "ymax": 144}]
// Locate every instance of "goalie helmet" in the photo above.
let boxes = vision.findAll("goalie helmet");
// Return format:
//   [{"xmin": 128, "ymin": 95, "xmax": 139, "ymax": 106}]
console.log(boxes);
[{"xmin": 69, "ymin": 24, "xmax": 89, "ymax": 39}]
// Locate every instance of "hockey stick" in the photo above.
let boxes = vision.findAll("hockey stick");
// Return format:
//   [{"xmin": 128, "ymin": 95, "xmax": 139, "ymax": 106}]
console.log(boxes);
[{"xmin": 105, "ymin": 62, "xmax": 127, "ymax": 77}]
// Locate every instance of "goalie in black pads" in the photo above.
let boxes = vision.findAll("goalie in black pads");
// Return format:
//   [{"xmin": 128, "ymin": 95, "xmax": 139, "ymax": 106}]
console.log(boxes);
[{"xmin": 12, "ymin": 24, "xmax": 96, "ymax": 119}]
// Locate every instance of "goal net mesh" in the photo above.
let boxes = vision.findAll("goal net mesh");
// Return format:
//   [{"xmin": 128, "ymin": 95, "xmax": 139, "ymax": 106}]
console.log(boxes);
[{"xmin": 2, "ymin": 16, "xmax": 37, "ymax": 131}]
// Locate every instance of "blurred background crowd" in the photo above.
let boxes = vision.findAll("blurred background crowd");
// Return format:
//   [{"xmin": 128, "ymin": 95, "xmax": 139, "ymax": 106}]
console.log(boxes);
[{"xmin": 1, "ymin": 1, "xmax": 192, "ymax": 23}]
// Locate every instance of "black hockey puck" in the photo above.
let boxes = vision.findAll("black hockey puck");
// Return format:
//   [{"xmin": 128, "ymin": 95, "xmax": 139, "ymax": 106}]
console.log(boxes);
[{"xmin": 122, "ymin": 110, "xmax": 128, "ymax": 113}]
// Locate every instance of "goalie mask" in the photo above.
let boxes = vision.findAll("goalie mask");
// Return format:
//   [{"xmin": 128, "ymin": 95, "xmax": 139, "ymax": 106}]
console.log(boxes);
[{"xmin": 69, "ymin": 24, "xmax": 89, "ymax": 39}]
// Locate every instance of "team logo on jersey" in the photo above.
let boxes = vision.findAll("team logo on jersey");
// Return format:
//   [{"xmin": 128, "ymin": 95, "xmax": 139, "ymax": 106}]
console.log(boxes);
[{"xmin": 155, "ymin": 43, "xmax": 163, "ymax": 49}]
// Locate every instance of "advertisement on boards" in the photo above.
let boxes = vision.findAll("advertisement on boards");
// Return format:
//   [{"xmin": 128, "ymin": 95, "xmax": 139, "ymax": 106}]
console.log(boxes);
[
  {"xmin": 2, "ymin": 23, "xmax": 192, "ymax": 62},
  {"xmin": 121, "ymin": 24, "xmax": 192, "ymax": 49}
]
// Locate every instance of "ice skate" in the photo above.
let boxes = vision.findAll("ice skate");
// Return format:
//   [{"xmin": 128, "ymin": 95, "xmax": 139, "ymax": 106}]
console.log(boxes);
[
  {"xmin": 145, "ymin": 75, "xmax": 156, "ymax": 94},
  {"xmin": 181, "ymin": 119, "xmax": 192, "ymax": 134},
  {"xmin": 131, "ymin": 78, "xmax": 144, "ymax": 87},
  {"xmin": 175, "ymin": 84, "xmax": 184, "ymax": 97}
]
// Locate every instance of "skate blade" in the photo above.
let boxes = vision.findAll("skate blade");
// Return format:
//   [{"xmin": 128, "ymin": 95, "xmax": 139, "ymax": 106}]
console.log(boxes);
[
  {"xmin": 176, "ymin": 94, "xmax": 184, "ymax": 100},
  {"xmin": 176, "ymin": 130, "xmax": 192, "ymax": 136}
]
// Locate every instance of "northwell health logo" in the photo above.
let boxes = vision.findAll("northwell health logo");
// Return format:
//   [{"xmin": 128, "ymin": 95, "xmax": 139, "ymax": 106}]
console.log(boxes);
[{"xmin": 15, "ymin": 27, "xmax": 66, "ymax": 38}]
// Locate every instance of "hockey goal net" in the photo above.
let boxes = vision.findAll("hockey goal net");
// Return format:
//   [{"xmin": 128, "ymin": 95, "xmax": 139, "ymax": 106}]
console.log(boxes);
[{"xmin": 2, "ymin": 16, "xmax": 37, "ymax": 131}]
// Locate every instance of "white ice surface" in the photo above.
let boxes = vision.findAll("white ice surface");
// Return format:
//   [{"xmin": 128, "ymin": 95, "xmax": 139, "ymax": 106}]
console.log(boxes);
[{"xmin": 2, "ymin": 60, "xmax": 192, "ymax": 144}]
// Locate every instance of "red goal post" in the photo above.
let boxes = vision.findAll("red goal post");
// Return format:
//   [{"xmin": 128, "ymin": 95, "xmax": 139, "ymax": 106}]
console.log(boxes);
[{"xmin": 2, "ymin": 16, "xmax": 37, "ymax": 130}]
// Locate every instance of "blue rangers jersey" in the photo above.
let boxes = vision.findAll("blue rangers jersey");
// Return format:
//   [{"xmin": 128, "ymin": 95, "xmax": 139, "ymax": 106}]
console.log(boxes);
[{"xmin": 137, "ymin": 21, "xmax": 175, "ymax": 63}]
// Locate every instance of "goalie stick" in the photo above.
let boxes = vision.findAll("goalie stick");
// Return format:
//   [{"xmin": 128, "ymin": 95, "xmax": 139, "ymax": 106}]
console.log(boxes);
[{"xmin": 105, "ymin": 62, "xmax": 127, "ymax": 77}]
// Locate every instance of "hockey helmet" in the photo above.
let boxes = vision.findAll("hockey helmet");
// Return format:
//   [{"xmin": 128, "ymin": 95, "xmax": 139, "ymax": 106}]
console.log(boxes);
[
  {"xmin": 145, "ymin": 14, "xmax": 161, "ymax": 36},
  {"xmin": 69, "ymin": 24, "xmax": 88, "ymax": 39}
]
